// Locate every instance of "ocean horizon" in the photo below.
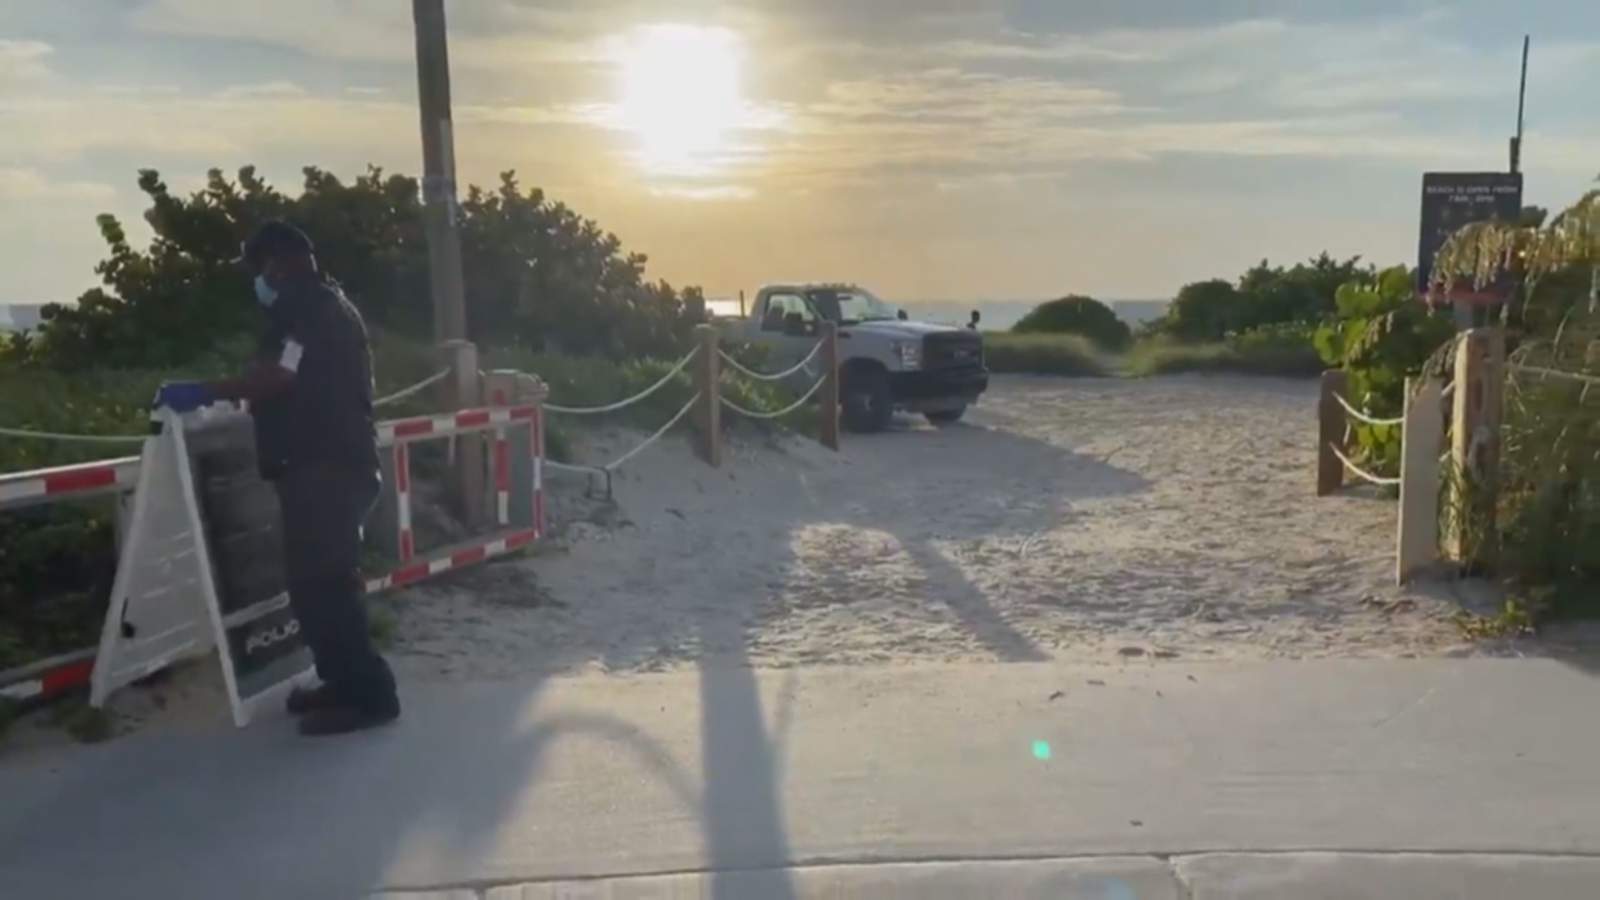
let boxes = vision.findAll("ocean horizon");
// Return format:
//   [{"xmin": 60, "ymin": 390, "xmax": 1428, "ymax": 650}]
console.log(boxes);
[{"xmin": 901, "ymin": 299, "xmax": 1170, "ymax": 331}]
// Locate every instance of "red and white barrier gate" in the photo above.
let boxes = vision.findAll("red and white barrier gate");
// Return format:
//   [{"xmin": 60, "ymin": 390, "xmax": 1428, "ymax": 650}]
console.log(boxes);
[
  {"xmin": 368, "ymin": 399, "xmax": 545, "ymax": 593},
  {"xmin": 1, "ymin": 396, "xmax": 547, "ymax": 712}
]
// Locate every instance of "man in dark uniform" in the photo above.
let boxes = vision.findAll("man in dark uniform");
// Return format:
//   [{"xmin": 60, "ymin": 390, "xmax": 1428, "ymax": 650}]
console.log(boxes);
[{"xmin": 161, "ymin": 221, "xmax": 399, "ymax": 736}]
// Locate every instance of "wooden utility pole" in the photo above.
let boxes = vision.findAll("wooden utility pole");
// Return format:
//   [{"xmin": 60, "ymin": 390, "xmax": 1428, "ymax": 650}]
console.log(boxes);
[
  {"xmin": 412, "ymin": 0, "xmax": 484, "ymax": 523},
  {"xmin": 413, "ymin": 0, "xmax": 468, "ymax": 342}
]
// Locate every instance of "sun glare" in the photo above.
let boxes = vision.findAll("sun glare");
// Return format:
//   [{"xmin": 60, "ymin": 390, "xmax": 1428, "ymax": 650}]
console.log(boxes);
[{"xmin": 615, "ymin": 25, "xmax": 746, "ymax": 176}]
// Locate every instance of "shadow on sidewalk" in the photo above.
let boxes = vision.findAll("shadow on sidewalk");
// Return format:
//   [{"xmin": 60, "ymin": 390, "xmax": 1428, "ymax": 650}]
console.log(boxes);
[{"xmin": 0, "ymin": 413, "xmax": 1149, "ymax": 897}]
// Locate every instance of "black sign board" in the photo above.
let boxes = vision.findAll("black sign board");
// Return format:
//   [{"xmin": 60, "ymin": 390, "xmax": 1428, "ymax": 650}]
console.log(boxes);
[
  {"xmin": 186, "ymin": 416, "xmax": 312, "ymax": 708},
  {"xmin": 1416, "ymin": 172, "xmax": 1523, "ymax": 300},
  {"xmin": 225, "ymin": 601, "xmax": 309, "ymax": 701}
]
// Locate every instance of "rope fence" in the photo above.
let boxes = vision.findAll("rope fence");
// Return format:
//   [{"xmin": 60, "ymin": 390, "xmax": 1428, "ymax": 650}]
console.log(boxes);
[
  {"xmin": 1, "ymin": 366, "xmax": 458, "ymax": 445},
  {"xmin": 1319, "ymin": 374, "xmax": 1405, "ymax": 496},
  {"xmin": 374, "ymin": 367, "xmax": 451, "ymax": 407},
  {"xmin": 1327, "ymin": 443, "xmax": 1401, "ymax": 486},
  {"xmin": 717, "ymin": 340, "xmax": 823, "ymax": 382},
  {"xmin": 543, "ymin": 346, "xmax": 699, "ymax": 415},
  {"xmin": 1509, "ymin": 363, "xmax": 1600, "ymax": 388},
  {"xmin": 1330, "ymin": 392, "xmax": 1403, "ymax": 428},
  {"xmin": 543, "ymin": 391, "xmax": 702, "ymax": 499},
  {"xmin": 720, "ymin": 375, "xmax": 827, "ymax": 420}
]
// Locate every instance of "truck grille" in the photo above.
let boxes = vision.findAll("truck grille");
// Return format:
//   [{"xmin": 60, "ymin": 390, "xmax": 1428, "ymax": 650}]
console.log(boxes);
[{"xmin": 923, "ymin": 331, "xmax": 984, "ymax": 370}]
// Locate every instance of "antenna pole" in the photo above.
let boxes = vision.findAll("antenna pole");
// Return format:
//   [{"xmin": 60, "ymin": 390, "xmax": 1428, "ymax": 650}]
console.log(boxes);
[{"xmin": 1510, "ymin": 35, "xmax": 1529, "ymax": 174}]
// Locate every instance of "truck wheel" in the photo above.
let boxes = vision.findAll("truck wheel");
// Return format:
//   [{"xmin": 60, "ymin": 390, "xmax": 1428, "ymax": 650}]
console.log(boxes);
[
  {"xmin": 842, "ymin": 370, "xmax": 894, "ymax": 433},
  {"xmin": 925, "ymin": 407, "xmax": 966, "ymax": 426}
]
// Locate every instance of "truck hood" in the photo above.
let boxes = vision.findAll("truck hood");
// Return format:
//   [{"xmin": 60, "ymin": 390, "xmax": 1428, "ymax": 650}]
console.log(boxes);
[{"xmin": 840, "ymin": 320, "xmax": 966, "ymax": 340}]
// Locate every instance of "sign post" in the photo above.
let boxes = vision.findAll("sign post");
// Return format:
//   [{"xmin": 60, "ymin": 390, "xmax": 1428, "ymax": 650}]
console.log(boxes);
[{"xmin": 91, "ymin": 408, "xmax": 313, "ymax": 727}]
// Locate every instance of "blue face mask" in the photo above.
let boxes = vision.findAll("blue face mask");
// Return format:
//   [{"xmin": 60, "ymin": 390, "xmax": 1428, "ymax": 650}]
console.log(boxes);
[{"xmin": 254, "ymin": 274, "xmax": 278, "ymax": 307}]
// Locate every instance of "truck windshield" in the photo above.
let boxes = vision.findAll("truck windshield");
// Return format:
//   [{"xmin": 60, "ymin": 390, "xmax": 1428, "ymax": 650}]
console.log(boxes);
[{"xmin": 806, "ymin": 288, "xmax": 896, "ymax": 324}]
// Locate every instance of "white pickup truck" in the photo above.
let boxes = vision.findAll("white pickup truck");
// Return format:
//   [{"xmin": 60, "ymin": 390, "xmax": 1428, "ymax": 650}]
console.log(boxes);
[{"xmin": 717, "ymin": 283, "xmax": 988, "ymax": 432}]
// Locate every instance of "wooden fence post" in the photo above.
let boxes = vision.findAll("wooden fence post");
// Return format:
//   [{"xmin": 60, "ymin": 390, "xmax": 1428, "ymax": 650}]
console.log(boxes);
[
  {"xmin": 1396, "ymin": 378, "xmax": 1443, "ymax": 584},
  {"xmin": 441, "ymin": 338, "xmax": 486, "ymax": 526},
  {"xmin": 1317, "ymin": 369, "xmax": 1349, "ymax": 496},
  {"xmin": 819, "ymin": 321, "xmax": 840, "ymax": 451},
  {"xmin": 693, "ymin": 324, "xmax": 722, "ymax": 468},
  {"xmin": 1447, "ymin": 328, "xmax": 1505, "ymax": 561}
]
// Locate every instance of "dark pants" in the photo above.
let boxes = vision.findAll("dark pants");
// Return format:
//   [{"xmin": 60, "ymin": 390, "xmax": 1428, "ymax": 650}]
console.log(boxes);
[{"xmin": 275, "ymin": 463, "xmax": 397, "ymax": 713}]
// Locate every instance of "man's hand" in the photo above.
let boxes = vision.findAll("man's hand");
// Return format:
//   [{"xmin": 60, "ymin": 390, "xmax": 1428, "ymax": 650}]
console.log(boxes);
[{"xmin": 154, "ymin": 381, "xmax": 214, "ymax": 413}]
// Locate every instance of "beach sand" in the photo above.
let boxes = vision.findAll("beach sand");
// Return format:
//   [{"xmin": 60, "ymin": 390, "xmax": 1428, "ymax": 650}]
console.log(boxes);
[{"xmin": 386, "ymin": 374, "xmax": 1485, "ymax": 682}]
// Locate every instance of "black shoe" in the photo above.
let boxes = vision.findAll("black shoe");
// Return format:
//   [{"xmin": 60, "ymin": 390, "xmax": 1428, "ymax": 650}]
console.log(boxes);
[
  {"xmin": 285, "ymin": 684, "xmax": 340, "ymax": 716},
  {"xmin": 297, "ymin": 702, "xmax": 400, "ymax": 737}
]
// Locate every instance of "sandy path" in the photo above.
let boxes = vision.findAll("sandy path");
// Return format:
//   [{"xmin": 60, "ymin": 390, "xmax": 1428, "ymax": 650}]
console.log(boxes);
[{"xmin": 388, "ymin": 374, "xmax": 1479, "ymax": 681}]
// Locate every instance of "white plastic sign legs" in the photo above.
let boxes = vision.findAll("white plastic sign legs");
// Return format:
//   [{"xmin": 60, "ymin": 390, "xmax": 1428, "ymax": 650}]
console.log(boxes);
[{"xmin": 90, "ymin": 407, "xmax": 313, "ymax": 726}]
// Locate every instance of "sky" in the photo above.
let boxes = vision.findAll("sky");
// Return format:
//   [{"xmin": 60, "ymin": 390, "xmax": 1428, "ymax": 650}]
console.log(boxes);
[{"xmin": 1, "ymin": 1, "xmax": 1597, "ymax": 308}]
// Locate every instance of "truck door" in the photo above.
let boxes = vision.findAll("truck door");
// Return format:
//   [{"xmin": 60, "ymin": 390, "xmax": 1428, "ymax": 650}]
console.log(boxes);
[{"xmin": 757, "ymin": 292, "xmax": 824, "ymax": 389}]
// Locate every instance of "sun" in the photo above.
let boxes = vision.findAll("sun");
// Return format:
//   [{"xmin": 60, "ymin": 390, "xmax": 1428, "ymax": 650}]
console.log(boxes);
[{"xmin": 614, "ymin": 25, "xmax": 746, "ymax": 176}]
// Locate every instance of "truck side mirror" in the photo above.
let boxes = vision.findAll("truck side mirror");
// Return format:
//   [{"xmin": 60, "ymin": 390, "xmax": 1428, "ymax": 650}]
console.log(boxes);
[
  {"xmin": 897, "ymin": 309, "xmax": 908, "ymax": 320},
  {"xmin": 783, "ymin": 312, "xmax": 809, "ymax": 336}
]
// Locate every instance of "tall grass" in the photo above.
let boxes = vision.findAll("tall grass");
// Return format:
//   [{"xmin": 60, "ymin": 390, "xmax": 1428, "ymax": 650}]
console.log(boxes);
[
  {"xmin": 982, "ymin": 332, "xmax": 1111, "ymax": 376},
  {"xmin": 1493, "ymin": 319, "xmax": 1600, "ymax": 617},
  {"xmin": 1125, "ymin": 327, "xmax": 1324, "ymax": 378}
]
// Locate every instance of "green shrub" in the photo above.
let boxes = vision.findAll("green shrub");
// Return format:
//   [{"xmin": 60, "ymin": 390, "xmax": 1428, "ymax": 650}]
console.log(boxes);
[
  {"xmin": 982, "ymin": 332, "xmax": 1110, "ymax": 376},
  {"xmin": 1158, "ymin": 279, "xmax": 1248, "ymax": 343},
  {"xmin": 8, "ymin": 167, "xmax": 703, "ymax": 372},
  {"xmin": 1012, "ymin": 296, "xmax": 1131, "ymax": 351},
  {"xmin": 1312, "ymin": 267, "xmax": 1455, "ymax": 472},
  {"xmin": 1151, "ymin": 254, "xmax": 1373, "ymax": 342}
]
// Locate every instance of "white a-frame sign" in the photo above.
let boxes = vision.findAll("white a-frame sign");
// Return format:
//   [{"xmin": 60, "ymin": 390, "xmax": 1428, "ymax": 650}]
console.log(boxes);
[{"xmin": 90, "ymin": 407, "xmax": 314, "ymax": 726}]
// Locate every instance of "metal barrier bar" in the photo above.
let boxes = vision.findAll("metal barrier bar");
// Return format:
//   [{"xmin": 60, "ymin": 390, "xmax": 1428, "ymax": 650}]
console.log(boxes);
[
  {"xmin": 375, "ymin": 403, "xmax": 541, "ymax": 446},
  {"xmin": 0, "ymin": 456, "xmax": 142, "ymax": 511},
  {"xmin": 490, "ymin": 386, "xmax": 511, "ymax": 527},
  {"xmin": 0, "ymin": 647, "xmax": 97, "ymax": 702},
  {"xmin": 532, "ymin": 407, "xmax": 545, "ymax": 534},
  {"xmin": 364, "ymin": 526, "xmax": 540, "ymax": 594},
  {"xmin": 394, "ymin": 442, "xmax": 414, "ymax": 562}
]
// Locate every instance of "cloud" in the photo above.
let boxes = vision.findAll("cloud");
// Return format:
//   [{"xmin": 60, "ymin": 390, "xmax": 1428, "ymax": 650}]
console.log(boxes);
[
  {"xmin": 649, "ymin": 184, "xmax": 756, "ymax": 201},
  {"xmin": 0, "ymin": 92, "xmax": 415, "ymax": 163},
  {"xmin": 0, "ymin": 167, "xmax": 116, "ymax": 201},
  {"xmin": 127, "ymin": 0, "xmax": 414, "ymax": 62},
  {"xmin": 0, "ymin": 39, "xmax": 53, "ymax": 84},
  {"xmin": 930, "ymin": 18, "xmax": 1291, "ymax": 65},
  {"xmin": 217, "ymin": 81, "xmax": 307, "ymax": 99},
  {"xmin": 93, "ymin": 83, "xmax": 183, "ymax": 96},
  {"xmin": 126, "ymin": 0, "xmax": 611, "ymax": 69},
  {"xmin": 808, "ymin": 69, "xmax": 1130, "ymax": 127}
]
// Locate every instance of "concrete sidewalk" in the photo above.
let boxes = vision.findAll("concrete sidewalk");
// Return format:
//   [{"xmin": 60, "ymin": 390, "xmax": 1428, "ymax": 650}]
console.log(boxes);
[{"xmin": 3, "ymin": 659, "xmax": 1599, "ymax": 898}]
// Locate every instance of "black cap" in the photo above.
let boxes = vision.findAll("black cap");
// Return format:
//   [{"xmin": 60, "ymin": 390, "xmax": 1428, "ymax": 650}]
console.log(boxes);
[{"xmin": 237, "ymin": 220, "xmax": 314, "ymax": 270}]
